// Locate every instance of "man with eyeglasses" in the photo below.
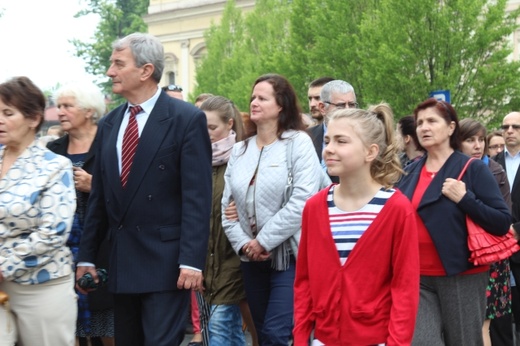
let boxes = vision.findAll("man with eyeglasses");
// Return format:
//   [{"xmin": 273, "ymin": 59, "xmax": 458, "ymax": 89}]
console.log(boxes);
[
  {"xmin": 162, "ymin": 84, "xmax": 184, "ymax": 100},
  {"xmin": 308, "ymin": 80, "xmax": 357, "ymax": 183},
  {"xmin": 492, "ymin": 111, "xmax": 520, "ymax": 345}
]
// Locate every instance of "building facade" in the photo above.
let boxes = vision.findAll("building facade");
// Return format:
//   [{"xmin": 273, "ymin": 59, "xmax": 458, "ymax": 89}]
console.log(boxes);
[{"xmin": 145, "ymin": 0, "xmax": 255, "ymax": 96}]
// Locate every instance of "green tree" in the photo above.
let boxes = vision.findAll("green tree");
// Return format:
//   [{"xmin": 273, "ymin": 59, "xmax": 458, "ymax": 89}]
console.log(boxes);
[
  {"xmin": 194, "ymin": 0, "xmax": 520, "ymax": 125},
  {"xmin": 193, "ymin": 0, "xmax": 292, "ymax": 111},
  {"xmin": 72, "ymin": 0, "xmax": 148, "ymax": 107},
  {"xmin": 357, "ymin": 0, "xmax": 520, "ymax": 124},
  {"xmin": 285, "ymin": 0, "xmax": 379, "ymax": 109}
]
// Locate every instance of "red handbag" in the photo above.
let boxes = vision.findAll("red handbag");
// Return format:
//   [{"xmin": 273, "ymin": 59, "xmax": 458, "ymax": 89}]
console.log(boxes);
[{"xmin": 458, "ymin": 158, "xmax": 520, "ymax": 265}]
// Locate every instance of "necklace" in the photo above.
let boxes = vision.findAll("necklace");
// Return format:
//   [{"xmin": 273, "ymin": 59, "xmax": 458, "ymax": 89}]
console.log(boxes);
[{"xmin": 424, "ymin": 167, "xmax": 437, "ymax": 178}]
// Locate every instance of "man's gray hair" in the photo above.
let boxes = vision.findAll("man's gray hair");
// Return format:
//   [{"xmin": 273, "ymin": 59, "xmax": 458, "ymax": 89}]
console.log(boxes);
[
  {"xmin": 113, "ymin": 33, "xmax": 164, "ymax": 83},
  {"xmin": 320, "ymin": 80, "xmax": 356, "ymax": 104}
]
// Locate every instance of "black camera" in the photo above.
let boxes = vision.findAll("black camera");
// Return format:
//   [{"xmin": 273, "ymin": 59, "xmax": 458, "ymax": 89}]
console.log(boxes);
[{"xmin": 77, "ymin": 269, "xmax": 108, "ymax": 290}]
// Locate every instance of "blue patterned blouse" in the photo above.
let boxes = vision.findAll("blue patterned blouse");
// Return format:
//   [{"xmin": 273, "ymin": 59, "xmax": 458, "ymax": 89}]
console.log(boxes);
[{"xmin": 0, "ymin": 142, "xmax": 76, "ymax": 284}]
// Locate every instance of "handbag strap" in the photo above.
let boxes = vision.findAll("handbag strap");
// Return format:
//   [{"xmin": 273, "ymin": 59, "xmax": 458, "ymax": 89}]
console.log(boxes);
[
  {"xmin": 457, "ymin": 157, "xmax": 476, "ymax": 181},
  {"xmin": 286, "ymin": 138, "xmax": 293, "ymax": 185}
]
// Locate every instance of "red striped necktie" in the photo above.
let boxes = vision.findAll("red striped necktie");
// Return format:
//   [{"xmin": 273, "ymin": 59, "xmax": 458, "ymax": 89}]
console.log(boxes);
[{"xmin": 121, "ymin": 105, "xmax": 142, "ymax": 188}]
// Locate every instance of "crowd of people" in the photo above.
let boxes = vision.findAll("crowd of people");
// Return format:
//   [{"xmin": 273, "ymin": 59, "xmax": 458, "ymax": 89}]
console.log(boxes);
[{"xmin": 0, "ymin": 31, "xmax": 518, "ymax": 346}]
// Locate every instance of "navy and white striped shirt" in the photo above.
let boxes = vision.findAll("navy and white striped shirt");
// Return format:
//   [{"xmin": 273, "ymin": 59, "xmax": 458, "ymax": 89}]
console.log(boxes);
[{"xmin": 328, "ymin": 186, "xmax": 395, "ymax": 265}]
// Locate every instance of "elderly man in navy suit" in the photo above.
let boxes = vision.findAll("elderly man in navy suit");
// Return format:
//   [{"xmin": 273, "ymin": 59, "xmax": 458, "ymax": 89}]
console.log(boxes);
[{"xmin": 76, "ymin": 33, "xmax": 212, "ymax": 346}]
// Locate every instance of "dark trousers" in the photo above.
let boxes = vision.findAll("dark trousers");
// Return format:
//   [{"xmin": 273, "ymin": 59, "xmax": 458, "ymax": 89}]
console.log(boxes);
[
  {"xmin": 490, "ymin": 314, "xmax": 514, "ymax": 346},
  {"xmin": 114, "ymin": 289, "xmax": 190, "ymax": 346},
  {"xmin": 241, "ymin": 258, "xmax": 295, "ymax": 346}
]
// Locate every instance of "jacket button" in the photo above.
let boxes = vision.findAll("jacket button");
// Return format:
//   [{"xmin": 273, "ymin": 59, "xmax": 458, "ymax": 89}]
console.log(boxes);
[
  {"xmin": 118, "ymin": 225, "xmax": 123, "ymax": 230},
  {"xmin": 159, "ymin": 164, "xmax": 165, "ymax": 170}
]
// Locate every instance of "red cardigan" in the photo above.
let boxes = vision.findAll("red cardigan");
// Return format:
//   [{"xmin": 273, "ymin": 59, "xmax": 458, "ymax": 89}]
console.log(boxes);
[{"xmin": 294, "ymin": 186, "xmax": 420, "ymax": 346}]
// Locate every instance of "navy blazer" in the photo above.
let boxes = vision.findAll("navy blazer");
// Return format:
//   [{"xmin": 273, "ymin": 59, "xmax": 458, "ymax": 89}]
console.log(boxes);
[
  {"xmin": 77, "ymin": 91, "xmax": 212, "ymax": 294},
  {"xmin": 492, "ymin": 151, "xmax": 520, "ymax": 263},
  {"xmin": 47, "ymin": 133, "xmax": 114, "ymax": 310},
  {"xmin": 494, "ymin": 151, "xmax": 520, "ymax": 224},
  {"xmin": 397, "ymin": 151, "xmax": 511, "ymax": 276},
  {"xmin": 307, "ymin": 123, "xmax": 339, "ymax": 184}
]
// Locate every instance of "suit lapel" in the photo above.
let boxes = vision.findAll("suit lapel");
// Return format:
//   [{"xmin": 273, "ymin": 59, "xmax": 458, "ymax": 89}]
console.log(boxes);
[
  {"xmin": 497, "ymin": 152, "xmax": 520, "ymax": 194},
  {"xmin": 119, "ymin": 94, "xmax": 172, "ymax": 212},
  {"xmin": 104, "ymin": 105, "xmax": 126, "ymax": 200}
]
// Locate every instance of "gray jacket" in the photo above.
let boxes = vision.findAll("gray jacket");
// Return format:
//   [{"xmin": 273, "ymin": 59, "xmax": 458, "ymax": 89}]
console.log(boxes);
[{"xmin": 222, "ymin": 130, "xmax": 328, "ymax": 261}]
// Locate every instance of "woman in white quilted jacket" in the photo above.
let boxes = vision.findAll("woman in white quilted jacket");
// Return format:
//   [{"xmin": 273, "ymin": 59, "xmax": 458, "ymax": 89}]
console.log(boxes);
[{"xmin": 222, "ymin": 73, "xmax": 327, "ymax": 345}]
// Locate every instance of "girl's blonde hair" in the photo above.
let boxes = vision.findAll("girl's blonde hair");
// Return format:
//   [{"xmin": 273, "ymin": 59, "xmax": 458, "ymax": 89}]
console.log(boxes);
[{"xmin": 328, "ymin": 103, "xmax": 403, "ymax": 188}]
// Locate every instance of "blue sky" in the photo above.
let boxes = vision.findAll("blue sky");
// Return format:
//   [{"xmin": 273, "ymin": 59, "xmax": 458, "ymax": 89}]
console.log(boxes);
[{"xmin": 0, "ymin": 0, "xmax": 99, "ymax": 91}]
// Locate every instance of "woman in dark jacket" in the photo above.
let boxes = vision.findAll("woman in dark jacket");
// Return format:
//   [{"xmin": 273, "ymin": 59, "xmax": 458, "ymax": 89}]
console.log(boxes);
[
  {"xmin": 459, "ymin": 118, "xmax": 513, "ymax": 345},
  {"xmin": 47, "ymin": 81, "xmax": 114, "ymax": 346},
  {"xmin": 396, "ymin": 98, "xmax": 511, "ymax": 346}
]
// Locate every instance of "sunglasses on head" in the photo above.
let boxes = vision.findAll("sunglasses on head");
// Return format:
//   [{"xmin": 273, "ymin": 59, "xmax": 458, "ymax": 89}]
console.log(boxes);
[{"xmin": 162, "ymin": 85, "xmax": 183, "ymax": 92}]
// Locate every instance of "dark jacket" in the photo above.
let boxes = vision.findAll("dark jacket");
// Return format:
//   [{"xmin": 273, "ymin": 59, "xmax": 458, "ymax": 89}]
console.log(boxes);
[
  {"xmin": 307, "ymin": 123, "xmax": 339, "ymax": 184},
  {"xmin": 494, "ymin": 151, "xmax": 520, "ymax": 226},
  {"xmin": 77, "ymin": 92, "xmax": 212, "ymax": 294},
  {"xmin": 47, "ymin": 133, "xmax": 113, "ymax": 310},
  {"xmin": 492, "ymin": 151, "xmax": 520, "ymax": 263},
  {"xmin": 203, "ymin": 164, "xmax": 246, "ymax": 305},
  {"xmin": 397, "ymin": 151, "xmax": 511, "ymax": 276},
  {"xmin": 488, "ymin": 157, "xmax": 512, "ymax": 210}
]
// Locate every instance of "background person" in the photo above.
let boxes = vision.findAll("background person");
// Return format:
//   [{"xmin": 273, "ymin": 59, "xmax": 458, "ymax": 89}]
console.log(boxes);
[
  {"xmin": 76, "ymin": 33, "xmax": 212, "ymax": 346},
  {"xmin": 222, "ymin": 74, "xmax": 325, "ymax": 345},
  {"xmin": 47, "ymin": 124, "xmax": 64, "ymax": 138},
  {"xmin": 199, "ymin": 95, "xmax": 258, "ymax": 346},
  {"xmin": 459, "ymin": 118, "xmax": 513, "ymax": 346},
  {"xmin": 47, "ymin": 81, "xmax": 114, "ymax": 346},
  {"xmin": 308, "ymin": 79, "xmax": 357, "ymax": 184},
  {"xmin": 397, "ymin": 115, "xmax": 424, "ymax": 168},
  {"xmin": 161, "ymin": 84, "xmax": 184, "ymax": 100},
  {"xmin": 488, "ymin": 130, "xmax": 506, "ymax": 157},
  {"xmin": 0, "ymin": 76, "xmax": 77, "ymax": 345},
  {"xmin": 294, "ymin": 104, "xmax": 420, "ymax": 345},
  {"xmin": 397, "ymin": 98, "xmax": 511, "ymax": 345},
  {"xmin": 306, "ymin": 76, "xmax": 334, "ymax": 124},
  {"xmin": 194, "ymin": 93, "xmax": 214, "ymax": 108},
  {"xmin": 491, "ymin": 111, "xmax": 520, "ymax": 342}
]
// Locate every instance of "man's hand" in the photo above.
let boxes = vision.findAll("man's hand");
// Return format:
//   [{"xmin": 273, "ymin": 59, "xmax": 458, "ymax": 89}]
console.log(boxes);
[
  {"xmin": 177, "ymin": 268, "xmax": 203, "ymax": 291},
  {"xmin": 75, "ymin": 265, "xmax": 98, "ymax": 295}
]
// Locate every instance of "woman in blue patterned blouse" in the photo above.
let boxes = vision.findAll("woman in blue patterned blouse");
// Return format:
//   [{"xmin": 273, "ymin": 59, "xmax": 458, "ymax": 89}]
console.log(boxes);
[{"xmin": 0, "ymin": 76, "xmax": 77, "ymax": 345}]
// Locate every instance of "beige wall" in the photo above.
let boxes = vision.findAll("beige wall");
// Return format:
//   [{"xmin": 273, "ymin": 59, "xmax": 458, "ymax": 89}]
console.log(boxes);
[
  {"xmin": 507, "ymin": 0, "xmax": 520, "ymax": 62},
  {"xmin": 145, "ymin": 0, "xmax": 255, "ymax": 97}
]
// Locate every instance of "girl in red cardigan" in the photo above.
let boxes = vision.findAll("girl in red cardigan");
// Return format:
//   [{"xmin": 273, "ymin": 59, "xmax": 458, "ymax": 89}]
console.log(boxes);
[{"xmin": 294, "ymin": 104, "xmax": 420, "ymax": 346}]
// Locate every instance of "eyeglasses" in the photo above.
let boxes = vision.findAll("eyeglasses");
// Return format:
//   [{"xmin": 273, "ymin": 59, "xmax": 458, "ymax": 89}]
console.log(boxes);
[
  {"xmin": 500, "ymin": 124, "xmax": 520, "ymax": 131},
  {"xmin": 162, "ymin": 85, "xmax": 183, "ymax": 92},
  {"xmin": 324, "ymin": 101, "xmax": 358, "ymax": 109},
  {"xmin": 488, "ymin": 144, "xmax": 505, "ymax": 150}
]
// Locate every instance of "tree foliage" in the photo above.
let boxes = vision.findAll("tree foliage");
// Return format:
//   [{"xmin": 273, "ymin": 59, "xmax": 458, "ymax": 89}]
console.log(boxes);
[
  {"xmin": 192, "ymin": 0, "xmax": 292, "ymax": 111},
  {"xmin": 195, "ymin": 0, "xmax": 520, "ymax": 126},
  {"xmin": 357, "ymin": 0, "xmax": 520, "ymax": 125},
  {"xmin": 72, "ymin": 0, "xmax": 148, "ymax": 106}
]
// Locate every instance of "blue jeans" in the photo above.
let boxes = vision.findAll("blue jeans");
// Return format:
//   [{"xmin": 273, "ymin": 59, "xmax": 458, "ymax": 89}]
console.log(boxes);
[
  {"xmin": 208, "ymin": 304, "xmax": 245, "ymax": 346},
  {"xmin": 241, "ymin": 258, "xmax": 295, "ymax": 346}
]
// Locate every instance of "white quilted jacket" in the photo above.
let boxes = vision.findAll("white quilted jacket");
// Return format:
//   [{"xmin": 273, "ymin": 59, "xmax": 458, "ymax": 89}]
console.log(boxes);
[{"xmin": 222, "ymin": 130, "xmax": 328, "ymax": 260}]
